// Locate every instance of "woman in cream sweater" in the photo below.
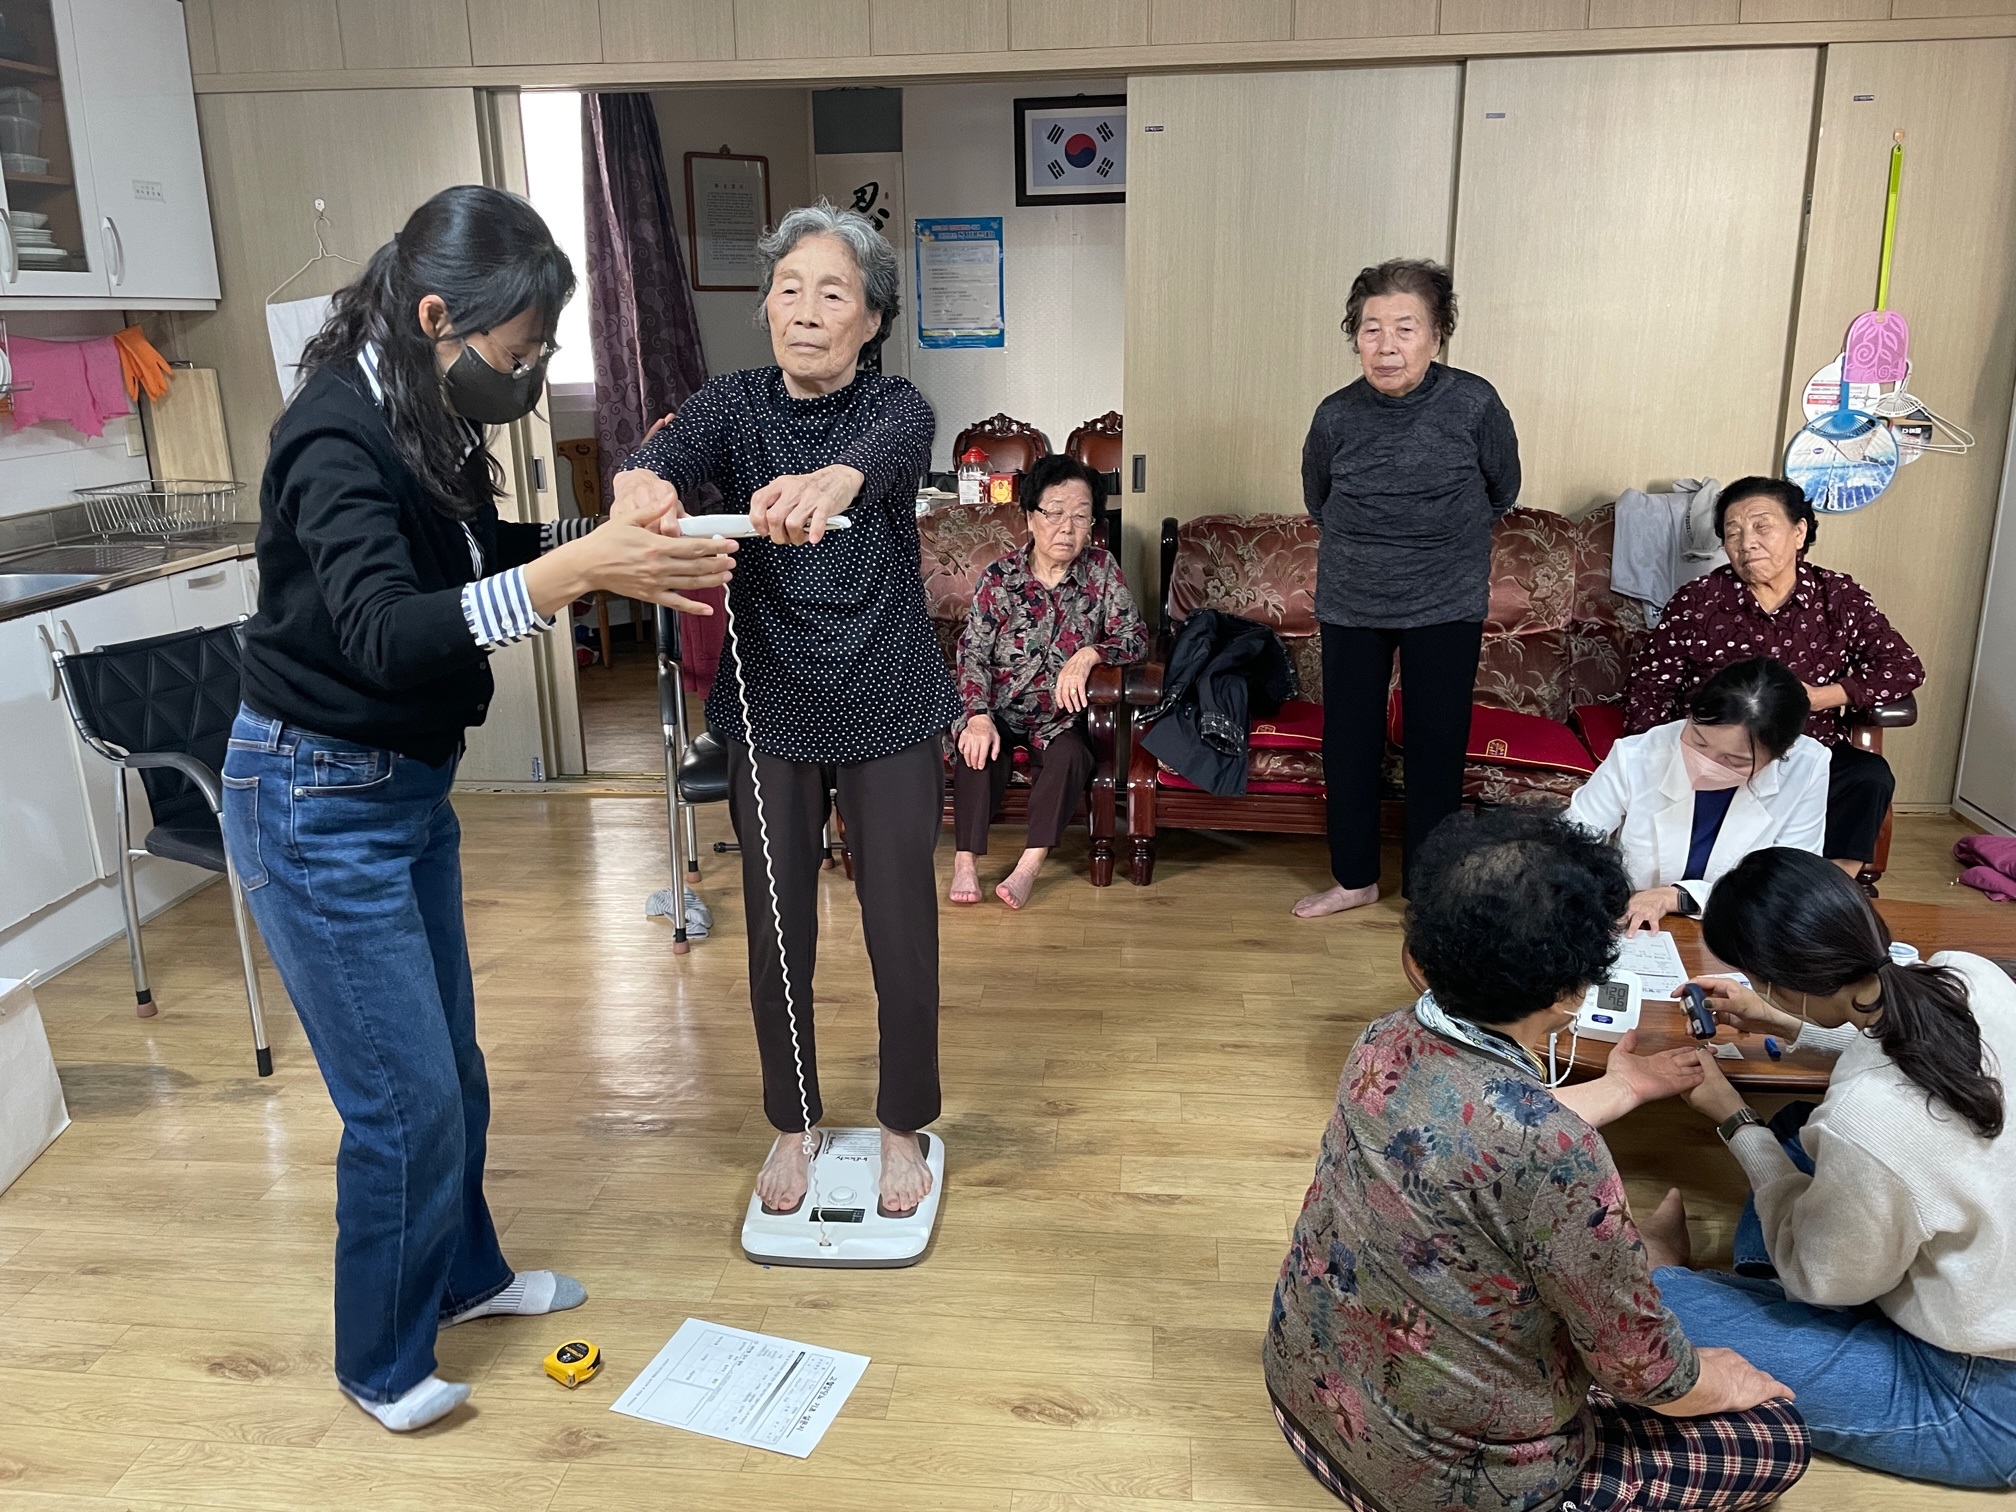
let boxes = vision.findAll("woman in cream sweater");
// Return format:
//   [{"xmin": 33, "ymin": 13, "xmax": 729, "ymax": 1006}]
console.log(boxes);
[{"xmin": 1642, "ymin": 847, "xmax": 2016, "ymax": 1487}]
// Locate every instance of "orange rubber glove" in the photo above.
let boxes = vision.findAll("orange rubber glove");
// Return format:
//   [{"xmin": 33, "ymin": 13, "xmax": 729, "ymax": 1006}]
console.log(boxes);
[{"xmin": 113, "ymin": 324, "xmax": 173, "ymax": 404}]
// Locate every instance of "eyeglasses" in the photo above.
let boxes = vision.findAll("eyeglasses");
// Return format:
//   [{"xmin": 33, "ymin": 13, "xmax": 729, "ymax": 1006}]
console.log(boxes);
[
  {"xmin": 464, "ymin": 330, "xmax": 558, "ymax": 376},
  {"xmin": 1032, "ymin": 506, "xmax": 1095, "ymax": 530}
]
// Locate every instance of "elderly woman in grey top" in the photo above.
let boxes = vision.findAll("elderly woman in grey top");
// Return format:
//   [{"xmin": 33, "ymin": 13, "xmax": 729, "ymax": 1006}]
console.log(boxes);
[{"xmin": 1293, "ymin": 259, "xmax": 1522, "ymax": 919}]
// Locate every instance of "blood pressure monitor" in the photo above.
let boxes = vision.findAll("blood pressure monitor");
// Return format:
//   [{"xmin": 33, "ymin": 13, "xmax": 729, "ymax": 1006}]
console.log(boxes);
[{"xmin": 1573, "ymin": 969, "xmax": 1644, "ymax": 1043}]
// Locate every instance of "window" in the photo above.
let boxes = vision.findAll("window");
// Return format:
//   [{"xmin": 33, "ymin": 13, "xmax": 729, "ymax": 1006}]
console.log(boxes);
[{"xmin": 520, "ymin": 91, "xmax": 594, "ymax": 392}]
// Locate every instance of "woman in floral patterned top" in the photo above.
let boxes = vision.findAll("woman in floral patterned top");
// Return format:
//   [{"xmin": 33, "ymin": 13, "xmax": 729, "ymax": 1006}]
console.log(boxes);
[
  {"xmin": 1265, "ymin": 809, "xmax": 1810, "ymax": 1511},
  {"xmin": 951, "ymin": 454, "xmax": 1145, "ymax": 908}
]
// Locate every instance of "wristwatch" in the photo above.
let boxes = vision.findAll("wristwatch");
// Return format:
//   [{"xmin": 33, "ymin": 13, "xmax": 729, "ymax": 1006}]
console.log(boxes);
[
  {"xmin": 1672, "ymin": 886, "xmax": 1701, "ymax": 918},
  {"xmin": 1716, "ymin": 1107, "xmax": 1763, "ymax": 1143}
]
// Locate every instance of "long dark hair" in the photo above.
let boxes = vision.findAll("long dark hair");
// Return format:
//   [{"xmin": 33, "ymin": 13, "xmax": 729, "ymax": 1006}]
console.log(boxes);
[
  {"xmin": 1704, "ymin": 848, "xmax": 2004, "ymax": 1138},
  {"xmin": 1687, "ymin": 656, "xmax": 1808, "ymax": 768},
  {"xmin": 291, "ymin": 186, "xmax": 575, "ymax": 520}
]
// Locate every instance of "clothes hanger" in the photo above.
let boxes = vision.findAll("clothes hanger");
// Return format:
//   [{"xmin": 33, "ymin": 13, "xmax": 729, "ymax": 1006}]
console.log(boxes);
[{"xmin": 265, "ymin": 199, "xmax": 363, "ymax": 304}]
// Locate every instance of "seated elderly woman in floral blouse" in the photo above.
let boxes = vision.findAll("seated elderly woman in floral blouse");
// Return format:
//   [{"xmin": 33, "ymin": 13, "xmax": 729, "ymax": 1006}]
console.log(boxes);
[
  {"xmin": 1265, "ymin": 808, "xmax": 1811, "ymax": 1512},
  {"xmin": 950, "ymin": 454, "xmax": 1145, "ymax": 909}
]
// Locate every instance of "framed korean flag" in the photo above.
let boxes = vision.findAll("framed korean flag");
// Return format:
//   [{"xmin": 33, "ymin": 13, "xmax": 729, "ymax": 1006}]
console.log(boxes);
[{"xmin": 1014, "ymin": 95, "xmax": 1126, "ymax": 207}]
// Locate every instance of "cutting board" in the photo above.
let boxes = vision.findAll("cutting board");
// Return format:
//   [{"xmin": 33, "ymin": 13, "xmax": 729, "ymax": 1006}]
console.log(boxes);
[{"xmin": 147, "ymin": 366, "xmax": 234, "ymax": 482}]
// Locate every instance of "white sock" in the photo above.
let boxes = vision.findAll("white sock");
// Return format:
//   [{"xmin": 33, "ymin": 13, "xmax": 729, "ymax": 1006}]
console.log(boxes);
[
  {"xmin": 346, "ymin": 1375, "xmax": 470, "ymax": 1432},
  {"xmin": 446, "ymin": 1269, "xmax": 587, "ymax": 1326}
]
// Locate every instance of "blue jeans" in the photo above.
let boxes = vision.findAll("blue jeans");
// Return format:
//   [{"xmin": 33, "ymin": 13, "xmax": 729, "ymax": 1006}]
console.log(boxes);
[
  {"xmin": 220, "ymin": 706, "xmax": 512, "ymax": 1403},
  {"xmin": 1657, "ymin": 1102, "xmax": 2016, "ymax": 1488}
]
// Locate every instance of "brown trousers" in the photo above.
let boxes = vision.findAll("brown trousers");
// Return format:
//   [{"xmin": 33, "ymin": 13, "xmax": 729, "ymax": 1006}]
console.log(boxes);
[
  {"xmin": 950, "ymin": 726, "xmax": 1094, "ymax": 855},
  {"xmin": 727, "ymin": 736, "xmax": 942, "ymax": 1134}
]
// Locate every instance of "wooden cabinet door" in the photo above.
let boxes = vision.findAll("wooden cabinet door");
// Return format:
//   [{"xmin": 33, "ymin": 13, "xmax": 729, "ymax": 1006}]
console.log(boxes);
[
  {"xmin": 0, "ymin": 610, "xmax": 98, "ymax": 929},
  {"xmin": 67, "ymin": 0, "xmax": 218, "ymax": 301}
]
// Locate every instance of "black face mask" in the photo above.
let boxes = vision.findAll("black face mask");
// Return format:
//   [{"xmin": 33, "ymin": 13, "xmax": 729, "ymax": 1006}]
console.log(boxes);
[{"xmin": 441, "ymin": 339, "xmax": 546, "ymax": 425}]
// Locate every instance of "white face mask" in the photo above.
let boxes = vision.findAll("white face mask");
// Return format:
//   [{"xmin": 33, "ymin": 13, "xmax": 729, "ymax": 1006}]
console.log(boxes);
[{"xmin": 1681, "ymin": 738, "xmax": 1748, "ymax": 792}]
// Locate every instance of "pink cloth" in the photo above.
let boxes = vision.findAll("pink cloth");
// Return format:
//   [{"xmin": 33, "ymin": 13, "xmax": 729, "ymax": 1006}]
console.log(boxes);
[
  {"xmin": 1956, "ymin": 834, "xmax": 2016, "ymax": 880},
  {"xmin": 1958, "ymin": 865, "xmax": 2016, "ymax": 903},
  {"xmin": 8, "ymin": 335, "xmax": 132, "ymax": 437}
]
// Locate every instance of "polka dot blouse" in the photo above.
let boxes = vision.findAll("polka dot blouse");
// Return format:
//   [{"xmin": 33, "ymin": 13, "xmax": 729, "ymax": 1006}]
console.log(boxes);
[{"xmin": 624, "ymin": 367, "xmax": 961, "ymax": 764}]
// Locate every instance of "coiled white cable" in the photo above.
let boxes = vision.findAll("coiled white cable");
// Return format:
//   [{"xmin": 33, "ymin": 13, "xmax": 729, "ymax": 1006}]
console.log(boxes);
[{"xmin": 722, "ymin": 570, "xmax": 832, "ymax": 1249}]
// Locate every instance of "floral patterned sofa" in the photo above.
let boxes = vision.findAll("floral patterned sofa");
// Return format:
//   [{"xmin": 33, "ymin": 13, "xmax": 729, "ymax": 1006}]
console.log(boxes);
[
  {"xmin": 915, "ymin": 501, "xmax": 1129, "ymax": 885},
  {"xmin": 1121, "ymin": 506, "xmax": 1646, "ymax": 886}
]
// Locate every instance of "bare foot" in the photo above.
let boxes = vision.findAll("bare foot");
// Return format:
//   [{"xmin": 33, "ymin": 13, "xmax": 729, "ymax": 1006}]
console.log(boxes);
[
  {"xmin": 756, "ymin": 1130, "xmax": 818, "ymax": 1213},
  {"xmin": 949, "ymin": 852, "xmax": 982, "ymax": 905},
  {"xmin": 996, "ymin": 848, "xmax": 1046, "ymax": 910},
  {"xmin": 878, "ymin": 1127, "xmax": 933, "ymax": 1216},
  {"xmin": 1292, "ymin": 882, "xmax": 1380, "ymax": 919},
  {"xmin": 1638, "ymin": 1186, "xmax": 1693, "ymax": 1271}
]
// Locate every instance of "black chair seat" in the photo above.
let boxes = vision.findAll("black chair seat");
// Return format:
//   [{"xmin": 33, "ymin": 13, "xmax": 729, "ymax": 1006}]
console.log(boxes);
[
  {"xmin": 145, "ymin": 814, "xmax": 226, "ymax": 872},
  {"xmin": 679, "ymin": 728, "xmax": 731, "ymax": 805}
]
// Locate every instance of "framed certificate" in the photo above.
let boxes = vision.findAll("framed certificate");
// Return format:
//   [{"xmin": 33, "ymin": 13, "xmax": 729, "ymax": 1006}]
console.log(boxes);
[
  {"xmin": 684, "ymin": 151, "xmax": 772, "ymax": 291},
  {"xmin": 1014, "ymin": 95, "xmax": 1127, "ymax": 207}
]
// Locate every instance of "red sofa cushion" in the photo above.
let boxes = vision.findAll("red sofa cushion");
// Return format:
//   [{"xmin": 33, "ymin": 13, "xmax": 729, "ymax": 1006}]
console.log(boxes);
[
  {"xmin": 1573, "ymin": 702, "xmax": 1627, "ymax": 763},
  {"xmin": 1388, "ymin": 695, "xmax": 1600, "ymax": 778},
  {"xmin": 1248, "ymin": 699, "xmax": 1324, "ymax": 751}
]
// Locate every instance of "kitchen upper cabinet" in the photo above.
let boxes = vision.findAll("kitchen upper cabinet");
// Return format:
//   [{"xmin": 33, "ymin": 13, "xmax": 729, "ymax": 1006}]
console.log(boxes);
[
  {"xmin": 0, "ymin": 0, "xmax": 217, "ymax": 306},
  {"xmin": 69, "ymin": 0, "xmax": 219, "ymax": 302},
  {"xmin": 0, "ymin": 610, "xmax": 97, "ymax": 929},
  {"xmin": 0, "ymin": 0, "xmax": 108, "ymax": 298}
]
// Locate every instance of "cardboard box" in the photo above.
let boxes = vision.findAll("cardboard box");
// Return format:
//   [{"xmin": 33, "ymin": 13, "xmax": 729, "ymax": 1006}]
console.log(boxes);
[{"xmin": 0, "ymin": 976, "xmax": 69, "ymax": 1195}]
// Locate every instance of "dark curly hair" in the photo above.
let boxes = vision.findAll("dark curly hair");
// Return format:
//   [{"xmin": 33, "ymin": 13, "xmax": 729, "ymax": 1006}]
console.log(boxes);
[
  {"xmin": 1018, "ymin": 452, "xmax": 1107, "ymax": 515},
  {"xmin": 1342, "ymin": 258, "xmax": 1457, "ymax": 345},
  {"xmin": 1406, "ymin": 809, "xmax": 1630, "ymax": 1026},
  {"xmin": 1714, "ymin": 474, "xmax": 1818, "ymax": 549}
]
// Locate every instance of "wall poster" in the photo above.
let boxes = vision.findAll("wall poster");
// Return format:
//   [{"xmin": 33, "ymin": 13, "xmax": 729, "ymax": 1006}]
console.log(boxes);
[
  {"xmin": 914, "ymin": 217, "xmax": 1004, "ymax": 350},
  {"xmin": 685, "ymin": 151, "xmax": 771, "ymax": 291}
]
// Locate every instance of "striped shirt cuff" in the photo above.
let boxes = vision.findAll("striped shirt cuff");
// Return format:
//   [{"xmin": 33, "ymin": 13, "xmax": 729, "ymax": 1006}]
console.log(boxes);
[
  {"xmin": 461, "ymin": 566, "xmax": 558, "ymax": 649},
  {"xmin": 540, "ymin": 517, "xmax": 597, "ymax": 552}
]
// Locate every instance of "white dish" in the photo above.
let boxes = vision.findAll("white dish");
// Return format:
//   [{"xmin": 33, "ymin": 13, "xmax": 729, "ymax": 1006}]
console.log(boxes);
[
  {"xmin": 7, "ymin": 210, "xmax": 45, "ymax": 228},
  {"xmin": 17, "ymin": 246, "xmax": 69, "ymax": 262},
  {"xmin": 13, "ymin": 230, "xmax": 53, "ymax": 244}
]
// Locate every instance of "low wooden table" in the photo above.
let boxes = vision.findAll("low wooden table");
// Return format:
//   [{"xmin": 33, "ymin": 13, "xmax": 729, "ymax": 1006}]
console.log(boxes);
[{"xmin": 1404, "ymin": 900, "xmax": 2016, "ymax": 1093}]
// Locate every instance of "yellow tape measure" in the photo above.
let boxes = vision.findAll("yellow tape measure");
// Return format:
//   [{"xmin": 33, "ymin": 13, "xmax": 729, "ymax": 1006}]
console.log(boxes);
[{"xmin": 543, "ymin": 1338, "xmax": 602, "ymax": 1388}]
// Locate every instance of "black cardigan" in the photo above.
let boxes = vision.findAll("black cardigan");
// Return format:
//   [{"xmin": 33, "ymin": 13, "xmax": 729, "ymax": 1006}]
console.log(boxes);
[{"xmin": 240, "ymin": 361, "xmax": 547, "ymax": 765}]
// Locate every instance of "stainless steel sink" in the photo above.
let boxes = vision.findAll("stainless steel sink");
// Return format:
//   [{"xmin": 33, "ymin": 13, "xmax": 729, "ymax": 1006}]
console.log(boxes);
[{"xmin": 0, "ymin": 571, "xmax": 103, "ymax": 608}]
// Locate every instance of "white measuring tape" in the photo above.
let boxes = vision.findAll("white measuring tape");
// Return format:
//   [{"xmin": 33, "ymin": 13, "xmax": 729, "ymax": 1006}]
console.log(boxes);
[{"xmin": 703, "ymin": 513, "xmax": 853, "ymax": 1250}]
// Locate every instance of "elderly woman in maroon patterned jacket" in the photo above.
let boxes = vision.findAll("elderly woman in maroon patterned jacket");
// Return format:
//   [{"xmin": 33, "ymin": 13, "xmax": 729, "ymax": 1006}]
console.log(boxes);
[
  {"xmin": 951, "ymin": 454, "xmax": 1145, "ymax": 909},
  {"xmin": 1625, "ymin": 476, "xmax": 1924, "ymax": 880}
]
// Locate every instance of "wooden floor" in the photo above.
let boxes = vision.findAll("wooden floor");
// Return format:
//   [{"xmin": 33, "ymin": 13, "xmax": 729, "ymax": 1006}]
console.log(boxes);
[
  {"xmin": 575, "ymin": 635, "xmax": 663, "ymax": 774},
  {"xmin": 2, "ymin": 804, "xmax": 2009, "ymax": 1511}
]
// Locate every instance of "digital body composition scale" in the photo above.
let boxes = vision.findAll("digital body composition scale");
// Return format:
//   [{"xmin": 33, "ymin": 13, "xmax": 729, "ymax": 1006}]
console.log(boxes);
[{"xmin": 740, "ymin": 1128, "xmax": 945, "ymax": 1269}]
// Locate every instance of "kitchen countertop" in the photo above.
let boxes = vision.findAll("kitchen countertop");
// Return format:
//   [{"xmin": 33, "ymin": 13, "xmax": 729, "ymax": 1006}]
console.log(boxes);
[{"xmin": 0, "ymin": 524, "xmax": 260, "ymax": 624}]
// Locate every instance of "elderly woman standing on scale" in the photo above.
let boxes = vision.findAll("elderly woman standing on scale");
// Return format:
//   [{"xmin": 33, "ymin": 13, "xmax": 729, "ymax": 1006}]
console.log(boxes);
[
  {"xmin": 1626, "ymin": 475, "xmax": 1924, "ymax": 881},
  {"xmin": 1294, "ymin": 259, "xmax": 1521, "ymax": 919},
  {"xmin": 950, "ymin": 453, "xmax": 1146, "ymax": 909},
  {"xmin": 616, "ymin": 203, "xmax": 958, "ymax": 1218}
]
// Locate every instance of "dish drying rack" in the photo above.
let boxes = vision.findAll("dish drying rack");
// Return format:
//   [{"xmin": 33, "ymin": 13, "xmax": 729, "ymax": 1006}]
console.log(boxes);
[{"xmin": 75, "ymin": 479, "xmax": 242, "ymax": 538}]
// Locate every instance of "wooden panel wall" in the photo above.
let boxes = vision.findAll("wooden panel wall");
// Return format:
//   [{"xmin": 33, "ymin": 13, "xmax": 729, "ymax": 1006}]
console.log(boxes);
[
  {"xmin": 178, "ymin": 0, "xmax": 2016, "ymax": 81},
  {"xmin": 175, "ymin": 89, "xmax": 485, "ymax": 489},
  {"xmin": 1450, "ymin": 50, "xmax": 1816, "ymax": 512},
  {"xmin": 1785, "ymin": 40, "xmax": 2016, "ymax": 806},
  {"xmin": 1122, "ymin": 66, "xmax": 1462, "ymax": 593}
]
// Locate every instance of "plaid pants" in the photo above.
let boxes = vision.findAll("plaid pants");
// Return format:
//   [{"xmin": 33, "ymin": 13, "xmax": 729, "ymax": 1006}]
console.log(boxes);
[{"xmin": 1273, "ymin": 1389, "xmax": 1810, "ymax": 1511}]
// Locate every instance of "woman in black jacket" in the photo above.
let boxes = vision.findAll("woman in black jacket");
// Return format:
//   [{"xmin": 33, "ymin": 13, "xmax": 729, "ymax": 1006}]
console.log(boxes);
[{"xmin": 221, "ymin": 187, "xmax": 733, "ymax": 1433}]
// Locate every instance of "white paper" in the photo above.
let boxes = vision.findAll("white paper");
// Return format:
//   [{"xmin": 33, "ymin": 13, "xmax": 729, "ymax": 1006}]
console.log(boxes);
[
  {"xmin": 1615, "ymin": 930, "xmax": 1689, "ymax": 999},
  {"xmin": 265, "ymin": 294, "xmax": 332, "ymax": 400},
  {"xmin": 689, "ymin": 157, "xmax": 768, "ymax": 288},
  {"xmin": 1712, "ymin": 1041, "xmax": 1745, "ymax": 1060},
  {"xmin": 914, "ymin": 218, "xmax": 1004, "ymax": 348},
  {"xmin": 611, "ymin": 1319, "xmax": 867, "ymax": 1459}
]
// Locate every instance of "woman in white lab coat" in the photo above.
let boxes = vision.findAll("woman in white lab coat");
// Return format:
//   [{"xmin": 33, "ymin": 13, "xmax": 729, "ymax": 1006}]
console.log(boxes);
[{"xmin": 1568, "ymin": 657, "xmax": 1827, "ymax": 934}]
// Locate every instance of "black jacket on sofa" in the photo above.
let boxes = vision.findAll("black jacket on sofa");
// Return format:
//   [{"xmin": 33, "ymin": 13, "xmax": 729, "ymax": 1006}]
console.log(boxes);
[{"xmin": 1140, "ymin": 609, "xmax": 1295, "ymax": 796}]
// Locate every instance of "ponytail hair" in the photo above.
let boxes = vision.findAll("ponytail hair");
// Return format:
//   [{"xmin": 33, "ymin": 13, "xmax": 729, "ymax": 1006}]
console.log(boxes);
[
  {"xmin": 1703, "ymin": 848, "xmax": 2004, "ymax": 1138},
  {"xmin": 286, "ymin": 185, "xmax": 574, "ymax": 520}
]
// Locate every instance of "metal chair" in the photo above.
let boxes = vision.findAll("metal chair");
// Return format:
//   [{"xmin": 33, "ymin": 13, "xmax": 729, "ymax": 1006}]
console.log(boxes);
[{"xmin": 51, "ymin": 619, "xmax": 273, "ymax": 1076}]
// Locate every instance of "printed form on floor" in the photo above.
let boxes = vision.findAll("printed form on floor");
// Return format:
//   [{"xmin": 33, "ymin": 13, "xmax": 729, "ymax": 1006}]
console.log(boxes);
[{"xmin": 611, "ymin": 1319, "xmax": 868, "ymax": 1457}]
